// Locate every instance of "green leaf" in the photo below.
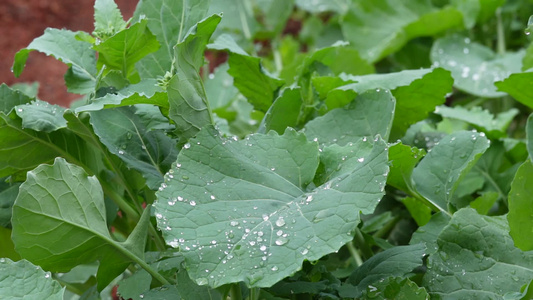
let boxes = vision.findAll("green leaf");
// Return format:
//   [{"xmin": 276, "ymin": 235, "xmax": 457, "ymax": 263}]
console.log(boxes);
[
  {"xmin": 0, "ymin": 84, "xmax": 33, "ymax": 114},
  {"xmin": 208, "ymin": 34, "xmax": 285, "ymax": 112},
  {"xmin": 0, "ymin": 258, "xmax": 65, "ymax": 299},
  {"xmin": 11, "ymin": 158, "xmax": 139, "ymax": 290},
  {"xmin": 175, "ymin": 268, "xmax": 224, "ymax": 300},
  {"xmin": 451, "ymin": 0, "xmax": 504, "ymax": 28},
  {"xmin": 134, "ymin": 0, "xmax": 211, "ymax": 78},
  {"xmin": 431, "ymin": 35, "xmax": 524, "ymax": 97},
  {"xmin": 167, "ymin": 14, "xmax": 221, "ymax": 142},
  {"xmin": 470, "ymin": 191, "xmax": 499, "ymax": 215},
  {"xmin": 424, "ymin": 208, "xmax": 533, "ymax": 298},
  {"xmin": 496, "ymin": 72, "xmax": 533, "ymax": 109},
  {"xmin": 74, "ymin": 79, "xmax": 168, "ymax": 113},
  {"xmin": 207, "ymin": 0, "xmax": 259, "ymax": 39},
  {"xmin": 528, "ymin": 114, "xmax": 533, "ymax": 161},
  {"xmin": 295, "ymin": 0, "xmax": 349, "ymax": 13},
  {"xmin": 411, "ymin": 131, "xmax": 490, "ymax": 213},
  {"xmin": 305, "ymin": 89, "xmax": 395, "ymax": 146},
  {"xmin": 402, "ymin": 197, "xmax": 432, "ymax": 227},
  {"xmin": 117, "ymin": 270, "xmax": 152, "ymax": 300},
  {"xmin": 205, "ymin": 63, "xmax": 239, "ymax": 110},
  {"xmin": 339, "ymin": 244, "xmax": 426, "ymax": 298},
  {"xmin": 435, "ymin": 105, "xmax": 518, "ymax": 139},
  {"xmin": 0, "ymin": 227, "xmax": 21, "ymax": 260},
  {"xmin": 361, "ymin": 277, "xmax": 428, "ymax": 299},
  {"xmin": 387, "ymin": 142, "xmax": 425, "ymax": 194},
  {"xmin": 410, "ymin": 212, "xmax": 451, "ymax": 255},
  {"xmin": 15, "ymin": 100, "xmax": 67, "ymax": 133},
  {"xmin": 155, "ymin": 126, "xmax": 389, "ymax": 287},
  {"xmin": 508, "ymin": 160, "xmax": 533, "ymax": 251},
  {"xmin": 94, "ymin": 19, "xmax": 160, "ymax": 81},
  {"xmin": 341, "ymin": 0, "xmax": 463, "ymax": 63},
  {"xmin": 12, "ymin": 28, "xmax": 97, "ymax": 94},
  {"xmin": 90, "ymin": 106, "xmax": 178, "ymax": 190},
  {"xmin": 333, "ymin": 68, "xmax": 453, "ymax": 139},
  {"xmin": 259, "ymin": 87, "xmax": 302, "ymax": 134},
  {"xmin": 93, "ymin": 0, "xmax": 127, "ymax": 40},
  {"xmin": 0, "ymin": 182, "xmax": 20, "ymax": 227}
]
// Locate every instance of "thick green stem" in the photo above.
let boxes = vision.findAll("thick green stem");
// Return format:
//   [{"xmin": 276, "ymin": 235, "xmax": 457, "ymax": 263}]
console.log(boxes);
[
  {"xmin": 496, "ymin": 7, "xmax": 506, "ymax": 55},
  {"xmin": 346, "ymin": 241, "xmax": 363, "ymax": 267},
  {"xmin": 230, "ymin": 283, "xmax": 243, "ymax": 300},
  {"xmin": 352, "ymin": 228, "xmax": 373, "ymax": 260}
]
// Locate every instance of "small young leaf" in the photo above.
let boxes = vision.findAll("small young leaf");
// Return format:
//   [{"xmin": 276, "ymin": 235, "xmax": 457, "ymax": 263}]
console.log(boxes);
[
  {"xmin": 470, "ymin": 191, "xmax": 498, "ymax": 215},
  {"xmin": 387, "ymin": 142, "xmax": 425, "ymax": 194},
  {"xmin": 15, "ymin": 100, "xmax": 67, "ymax": 133},
  {"xmin": 167, "ymin": 14, "xmax": 221, "ymax": 142},
  {"xmin": 0, "ymin": 84, "xmax": 34, "ymax": 114},
  {"xmin": 361, "ymin": 277, "xmax": 428, "ymax": 300},
  {"xmin": 90, "ymin": 106, "xmax": 178, "ymax": 190},
  {"xmin": 424, "ymin": 208, "xmax": 533, "ymax": 298},
  {"xmin": 411, "ymin": 131, "xmax": 490, "ymax": 213},
  {"xmin": 496, "ymin": 72, "xmax": 533, "ymax": 109},
  {"xmin": 94, "ymin": 19, "xmax": 160, "ymax": 81},
  {"xmin": 431, "ymin": 35, "xmax": 524, "ymax": 97},
  {"xmin": 12, "ymin": 28, "xmax": 97, "ymax": 94},
  {"xmin": 259, "ymin": 87, "xmax": 303, "ymax": 134},
  {"xmin": 507, "ymin": 160, "xmax": 533, "ymax": 251},
  {"xmin": 155, "ymin": 126, "xmax": 389, "ymax": 287},
  {"xmin": 208, "ymin": 34, "xmax": 285, "ymax": 112},
  {"xmin": 93, "ymin": 0, "xmax": 127, "ymax": 40},
  {"xmin": 342, "ymin": 0, "xmax": 462, "ymax": 63},
  {"xmin": 134, "ymin": 0, "xmax": 211, "ymax": 78},
  {"xmin": 305, "ymin": 89, "xmax": 395, "ymax": 146},
  {"xmin": 340, "ymin": 244, "xmax": 426, "ymax": 298},
  {"xmin": 0, "ymin": 258, "xmax": 65, "ymax": 299}
]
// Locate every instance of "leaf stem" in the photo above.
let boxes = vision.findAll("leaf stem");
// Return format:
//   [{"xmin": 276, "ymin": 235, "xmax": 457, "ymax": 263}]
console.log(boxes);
[
  {"xmin": 372, "ymin": 216, "xmax": 401, "ymax": 240},
  {"xmin": 249, "ymin": 287, "xmax": 260, "ymax": 300},
  {"xmin": 230, "ymin": 283, "xmax": 243, "ymax": 300},
  {"xmin": 496, "ymin": 7, "xmax": 506, "ymax": 55},
  {"xmin": 352, "ymin": 228, "xmax": 373, "ymax": 260},
  {"xmin": 346, "ymin": 241, "xmax": 363, "ymax": 267}
]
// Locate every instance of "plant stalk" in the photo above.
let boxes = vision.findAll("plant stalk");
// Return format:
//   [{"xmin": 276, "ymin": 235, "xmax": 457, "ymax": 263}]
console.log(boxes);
[
  {"xmin": 230, "ymin": 283, "xmax": 243, "ymax": 300},
  {"xmin": 346, "ymin": 241, "xmax": 363, "ymax": 267},
  {"xmin": 496, "ymin": 7, "xmax": 506, "ymax": 55}
]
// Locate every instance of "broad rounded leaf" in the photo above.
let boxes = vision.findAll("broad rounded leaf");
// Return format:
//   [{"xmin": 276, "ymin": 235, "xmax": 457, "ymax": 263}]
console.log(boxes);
[
  {"xmin": 155, "ymin": 126, "xmax": 389, "ymax": 287},
  {"xmin": 431, "ymin": 35, "xmax": 524, "ymax": 97},
  {"xmin": 507, "ymin": 160, "xmax": 533, "ymax": 251},
  {"xmin": 0, "ymin": 258, "xmax": 64, "ymax": 299},
  {"xmin": 15, "ymin": 100, "xmax": 67, "ymax": 133},
  {"xmin": 11, "ymin": 158, "xmax": 135, "ymax": 290}
]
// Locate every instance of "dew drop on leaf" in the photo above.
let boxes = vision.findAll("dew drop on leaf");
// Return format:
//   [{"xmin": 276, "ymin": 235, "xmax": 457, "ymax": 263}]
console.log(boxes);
[{"xmin": 275, "ymin": 217, "xmax": 286, "ymax": 227}]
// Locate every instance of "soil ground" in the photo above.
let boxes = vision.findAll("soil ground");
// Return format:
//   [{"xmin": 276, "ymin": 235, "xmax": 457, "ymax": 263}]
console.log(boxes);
[{"xmin": 0, "ymin": 0, "xmax": 137, "ymax": 106}]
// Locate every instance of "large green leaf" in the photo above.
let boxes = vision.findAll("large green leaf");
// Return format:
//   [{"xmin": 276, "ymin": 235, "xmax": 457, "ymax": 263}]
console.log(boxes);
[
  {"xmin": 424, "ymin": 208, "xmax": 533, "ymax": 299},
  {"xmin": 167, "ymin": 15, "xmax": 221, "ymax": 142},
  {"xmin": 205, "ymin": 63, "xmax": 239, "ymax": 111},
  {"xmin": 0, "ymin": 258, "xmax": 65, "ymax": 299},
  {"xmin": 387, "ymin": 142, "xmax": 425, "ymax": 194},
  {"xmin": 12, "ymin": 28, "xmax": 97, "ymax": 94},
  {"xmin": 339, "ymin": 244, "xmax": 426, "ymax": 298},
  {"xmin": 0, "ymin": 182, "xmax": 20, "ymax": 227},
  {"xmin": 304, "ymin": 89, "xmax": 395, "ymax": 146},
  {"xmin": 528, "ymin": 114, "xmax": 533, "ymax": 162},
  {"xmin": 0, "ymin": 84, "xmax": 33, "ymax": 114},
  {"xmin": 333, "ymin": 68, "xmax": 452, "ymax": 139},
  {"xmin": 341, "ymin": 0, "xmax": 463, "ymax": 63},
  {"xmin": 435, "ymin": 105, "xmax": 518, "ymax": 139},
  {"xmin": 208, "ymin": 34, "xmax": 285, "ymax": 112},
  {"xmin": 134, "ymin": 0, "xmax": 210, "ymax": 78},
  {"xmin": 411, "ymin": 131, "xmax": 490, "ymax": 213},
  {"xmin": 496, "ymin": 72, "xmax": 533, "ymax": 109},
  {"xmin": 507, "ymin": 160, "xmax": 533, "ymax": 251},
  {"xmin": 90, "ymin": 106, "xmax": 178, "ymax": 190},
  {"xmin": 94, "ymin": 19, "xmax": 160, "ymax": 81},
  {"xmin": 451, "ymin": 0, "xmax": 504, "ymax": 28},
  {"xmin": 11, "ymin": 158, "xmax": 151, "ymax": 290},
  {"xmin": 15, "ymin": 100, "xmax": 67, "ymax": 133},
  {"xmin": 155, "ymin": 126, "xmax": 389, "ymax": 287},
  {"xmin": 431, "ymin": 35, "xmax": 524, "ymax": 97}
]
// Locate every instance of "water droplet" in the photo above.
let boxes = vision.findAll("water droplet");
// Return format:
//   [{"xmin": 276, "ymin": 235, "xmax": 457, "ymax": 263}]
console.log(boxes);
[
  {"xmin": 156, "ymin": 213, "xmax": 163, "ymax": 219},
  {"xmin": 44, "ymin": 273, "xmax": 50, "ymax": 278},
  {"xmin": 270, "ymin": 167, "xmax": 276, "ymax": 171},
  {"xmin": 275, "ymin": 217, "xmax": 286, "ymax": 227},
  {"xmin": 275, "ymin": 237, "xmax": 288, "ymax": 245},
  {"xmin": 140, "ymin": 294, "xmax": 144, "ymax": 299},
  {"xmin": 17, "ymin": 108, "xmax": 23, "ymax": 112},
  {"xmin": 183, "ymin": 143, "xmax": 191, "ymax": 149},
  {"xmin": 306, "ymin": 195, "xmax": 313, "ymax": 202},
  {"xmin": 271, "ymin": 266, "xmax": 278, "ymax": 271},
  {"xmin": 118, "ymin": 150, "xmax": 125, "ymax": 155},
  {"xmin": 301, "ymin": 248, "xmax": 309, "ymax": 255},
  {"xmin": 210, "ymin": 195, "xmax": 216, "ymax": 200},
  {"xmin": 262, "ymin": 214, "xmax": 269, "ymax": 221},
  {"xmin": 190, "ymin": 201, "xmax": 197, "ymax": 206},
  {"xmin": 126, "ymin": 132, "xmax": 132, "ymax": 139},
  {"xmin": 196, "ymin": 278, "xmax": 208, "ymax": 285},
  {"xmin": 182, "ymin": 175, "xmax": 189, "ymax": 180},
  {"xmin": 260, "ymin": 245, "xmax": 267, "ymax": 251},
  {"xmin": 357, "ymin": 157, "xmax": 365, "ymax": 163},
  {"xmin": 230, "ymin": 220, "xmax": 239, "ymax": 226}
]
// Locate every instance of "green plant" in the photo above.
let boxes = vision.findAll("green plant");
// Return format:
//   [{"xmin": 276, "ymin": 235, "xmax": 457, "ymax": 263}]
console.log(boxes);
[{"xmin": 2, "ymin": 0, "xmax": 533, "ymax": 299}]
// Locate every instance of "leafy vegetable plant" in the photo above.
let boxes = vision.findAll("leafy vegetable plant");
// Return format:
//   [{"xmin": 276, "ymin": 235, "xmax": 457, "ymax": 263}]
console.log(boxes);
[{"xmin": 2, "ymin": 0, "xmax": 533, "ymax": 299}]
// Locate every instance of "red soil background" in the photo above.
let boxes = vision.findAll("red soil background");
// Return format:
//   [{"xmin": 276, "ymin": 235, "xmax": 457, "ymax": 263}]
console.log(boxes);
[{"xmin": 0, "ymin": 0, "xmax": 138, "ymax": 107}]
